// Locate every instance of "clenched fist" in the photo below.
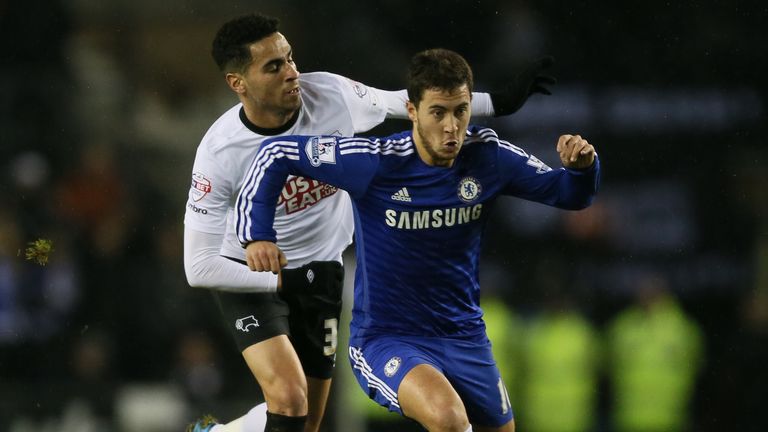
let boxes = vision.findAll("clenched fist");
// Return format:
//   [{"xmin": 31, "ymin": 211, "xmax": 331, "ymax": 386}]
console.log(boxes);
[{"xmin": 557, "ymin": 134, "xmax": 595, "ymax": 169}]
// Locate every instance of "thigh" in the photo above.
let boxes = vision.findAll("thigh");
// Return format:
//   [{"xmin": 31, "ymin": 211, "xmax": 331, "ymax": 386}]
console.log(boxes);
[
  {"xmin": 281, "ymin": 267, "xmax": 343, "ymax": 379},
  {"xmin": 242, "ymin": 334, "xmax": 304, "ymax": 387},
  {"xmin": 348, "ymin": 336, "xmax": 439, "ymax": 416},
  {"xmin": 212, "ymin": 290, "xmax": 290, "ymax": 352},
  {"xmin": 443, "ymin": 337, "xmax": 514, "ymax": 428},
  {"xmin": 398, "ymin": 363, "xmax": 467, "ymax": 426}
]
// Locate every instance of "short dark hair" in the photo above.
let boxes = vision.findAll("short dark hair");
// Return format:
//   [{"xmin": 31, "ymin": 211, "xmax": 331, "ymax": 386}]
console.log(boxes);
[
  {"xmin": 407, "ymin": 48, "xmax": 474, "ymax": 107},
  {"xmin": 211, "ymin": 13, "xmax": 280, "ymax": 72}
]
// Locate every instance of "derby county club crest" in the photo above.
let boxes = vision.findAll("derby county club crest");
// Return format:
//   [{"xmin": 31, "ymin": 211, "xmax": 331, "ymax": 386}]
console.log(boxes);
[{"xmin": 458, "ymin": 177, "xmax": 482, "ymax": 203}]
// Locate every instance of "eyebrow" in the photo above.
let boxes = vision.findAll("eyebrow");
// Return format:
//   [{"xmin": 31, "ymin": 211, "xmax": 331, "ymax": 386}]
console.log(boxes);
[
  {"xmin": 261, "ymin": 49, "xmax": 293, "ymax": 70},
  {"xmin": 428, "ymin": 102, "xmax": 470, "ymax": 110}
]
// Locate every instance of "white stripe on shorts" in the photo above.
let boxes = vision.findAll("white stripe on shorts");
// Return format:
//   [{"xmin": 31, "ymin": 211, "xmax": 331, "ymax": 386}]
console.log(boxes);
[{"xmin": 349, "ymin": 346, "xmax": 400, "ymax": 409}]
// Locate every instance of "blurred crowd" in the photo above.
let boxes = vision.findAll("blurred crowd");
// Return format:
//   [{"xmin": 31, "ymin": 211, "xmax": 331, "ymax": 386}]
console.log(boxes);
[{"xmin": 1, "ymin": 1, "xmax": 767, "ymax": 431}]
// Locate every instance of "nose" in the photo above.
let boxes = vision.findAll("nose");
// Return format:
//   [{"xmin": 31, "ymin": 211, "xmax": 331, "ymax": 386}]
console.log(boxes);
[
  {"xmin": 285, "ymin": 61, "xmax": 299, "ymax": 81},
  {"xmin": 444, "ymin": 115, "xmax": 459, "ymax": 134}
]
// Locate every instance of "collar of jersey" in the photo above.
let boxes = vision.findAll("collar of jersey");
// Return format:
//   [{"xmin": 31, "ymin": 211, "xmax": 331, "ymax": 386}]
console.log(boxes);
[{"xmin": 239, "ymin": 105, "xmax": 300, "ymax": 136}]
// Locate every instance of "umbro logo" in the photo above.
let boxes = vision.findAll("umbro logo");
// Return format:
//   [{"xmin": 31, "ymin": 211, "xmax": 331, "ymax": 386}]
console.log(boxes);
[{"xmin": 391, "ymin": 187, "xmax": 412, "ymax": 202}]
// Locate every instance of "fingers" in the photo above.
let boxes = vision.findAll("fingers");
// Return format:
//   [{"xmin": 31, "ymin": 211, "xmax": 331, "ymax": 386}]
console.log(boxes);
[
  {"xmin": 267, "ymin": 250, "xmax": 282, "ymax": 274},
  {"xmin": 557, "ymin": 134, "xmax": 596, "ymax": 168},
  {"xmin": 556, "ymin": 134, "xmax": 573, "ymax": 153},
  {"xmin": 245, "ymin": 241, "xmax": 286, "ymax": 273}
]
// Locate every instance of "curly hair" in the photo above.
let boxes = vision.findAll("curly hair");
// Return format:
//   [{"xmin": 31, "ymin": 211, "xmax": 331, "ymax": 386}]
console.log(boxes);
[
  {"xmin": 212, "ymin": 13, "xmax": 280, "ymax": 72},
  {"xmin": 406, "ymin": 48, "xmax": 474, "ymax": 107}
]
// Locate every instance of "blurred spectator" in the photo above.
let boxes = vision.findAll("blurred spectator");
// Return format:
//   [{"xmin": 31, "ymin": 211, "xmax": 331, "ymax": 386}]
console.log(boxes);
[
  {"xmin": 519, "ymin": 289, "xmax": 600, "ymax": 432},
  {"xmin": 172, "ymin": 331, "xmax": 223, "ymax": 406},
  {"xmin": 482, "ymin": 294, "xmax": 524, "ymax": 411},
  {"xmin": 607, "ymin": 273, "xmax": 704, "ymax": 432}
]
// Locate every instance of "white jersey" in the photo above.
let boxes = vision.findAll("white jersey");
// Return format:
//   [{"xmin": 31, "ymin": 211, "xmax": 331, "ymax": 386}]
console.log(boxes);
[{"xmin": 184, "ymin": 72, "xmax": 391, "ymax": 268}]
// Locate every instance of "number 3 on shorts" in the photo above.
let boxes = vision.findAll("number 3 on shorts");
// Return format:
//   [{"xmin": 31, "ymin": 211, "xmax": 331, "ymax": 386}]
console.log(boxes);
[{"xmin": 323, "ymin": 318, "xmax": 338, "ymax": 356}]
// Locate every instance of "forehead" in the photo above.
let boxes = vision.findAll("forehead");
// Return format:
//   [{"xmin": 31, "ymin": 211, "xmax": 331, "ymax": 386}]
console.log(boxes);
[
  {"xmin": 419, "ymin": 85, "xmax": 471, "ymax": 108},
  {"xmin": 248, "ymin": 32, "xmax": 291, "ymax": 64}
]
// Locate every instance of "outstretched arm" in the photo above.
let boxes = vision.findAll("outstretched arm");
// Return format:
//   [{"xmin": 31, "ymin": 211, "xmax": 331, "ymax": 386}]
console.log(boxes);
[
  {"xmin": 367, "ymin": 57, "xmax": 556, "ymax": 121},
  {"xmin": 373, "ymin": 89, "xmax": 496, "ymax": 118},
  {"xmin": 496, "ymin": 131, "xmax": 600, "ymax": 210},
  {"xmin": 235, "ymin": 135, "xmax": 382, "ymax": 246}
]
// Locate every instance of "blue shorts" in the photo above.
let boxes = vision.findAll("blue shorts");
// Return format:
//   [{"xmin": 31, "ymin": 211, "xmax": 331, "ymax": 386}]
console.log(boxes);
[{"xmin": 348, "ymin": 333, "xmax": 514, "ymax": 427}]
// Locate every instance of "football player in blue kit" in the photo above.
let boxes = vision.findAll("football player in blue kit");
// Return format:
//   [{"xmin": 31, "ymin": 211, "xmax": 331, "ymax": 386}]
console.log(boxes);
[{"xmin": 236, "ymin": 48, "xmax": 600, "ymax": 432}]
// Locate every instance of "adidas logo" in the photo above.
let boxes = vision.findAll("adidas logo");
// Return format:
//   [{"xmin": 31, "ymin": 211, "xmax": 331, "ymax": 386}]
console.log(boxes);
[{"xmin": 391, "ymin": 187, "xmax": 412, "ymax": 202}]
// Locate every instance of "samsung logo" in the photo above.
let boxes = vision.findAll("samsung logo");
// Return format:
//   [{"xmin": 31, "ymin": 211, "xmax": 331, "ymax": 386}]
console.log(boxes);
[{"xmin": 384, "ymin": 204, "xmax": 483, "ymax": 230}]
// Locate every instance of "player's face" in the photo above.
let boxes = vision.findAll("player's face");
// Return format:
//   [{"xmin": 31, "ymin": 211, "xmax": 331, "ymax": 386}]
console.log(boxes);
[
  {"xmin": 408, "ymin": 85, "xmax": 471, "ymax": 168},
  {"xmin": 241, "ymin": 32, "xmax": 301, "ymax": 118}
]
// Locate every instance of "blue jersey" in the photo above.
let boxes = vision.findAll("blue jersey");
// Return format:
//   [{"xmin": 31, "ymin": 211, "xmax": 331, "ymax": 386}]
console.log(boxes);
[{"xmin": 237, "ymin": 126, "xmax": 600, "ymax": 339}]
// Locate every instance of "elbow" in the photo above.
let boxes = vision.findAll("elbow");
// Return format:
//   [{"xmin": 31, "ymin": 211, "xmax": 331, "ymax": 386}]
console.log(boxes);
[
  {"xmin": 184, "ymin": 260, "xmax": 208, "ymax": 289},
  {"xmin": 185, "ymin": 271, "xmax": 204, "ymax": 289}
]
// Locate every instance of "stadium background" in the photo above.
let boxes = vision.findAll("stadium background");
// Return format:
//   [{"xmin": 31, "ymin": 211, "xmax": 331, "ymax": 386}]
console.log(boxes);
[{"xmin": 1, "ymin": 0, "xmax": 766, "ymax": 431}]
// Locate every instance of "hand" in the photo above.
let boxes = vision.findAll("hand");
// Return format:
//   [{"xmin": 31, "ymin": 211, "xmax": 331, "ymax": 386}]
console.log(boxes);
[
  {"xmin": 280, "ymin": 261, "xmax": 344, "ymax": 299},
  {"xmin": 557, "ymin": 134, "xmax": 596, "ymax": 169},
  {"xmin": 490, "ymin": 56, "xmax": 557, "ymax": 116},
  {"xmin": 245, "ymin": 241, "xmax": 287, "ymax": 273}
]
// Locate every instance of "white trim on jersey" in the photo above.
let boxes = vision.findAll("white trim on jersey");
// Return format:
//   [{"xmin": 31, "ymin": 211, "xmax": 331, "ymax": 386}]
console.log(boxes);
[
  {"xmin": 349, "ymin": 346, "xmax": 401, "ymax": 409},
  {"xmin": 466, "ymin": 127, "xmax": 531, "ymax": 159},
  {"xmin": 238, "ymin": 141, "xmax": 301, "ymax": 241},
  {"xmin": 337, "ymin": 136, "xmax": 415, "ymax": 156}
]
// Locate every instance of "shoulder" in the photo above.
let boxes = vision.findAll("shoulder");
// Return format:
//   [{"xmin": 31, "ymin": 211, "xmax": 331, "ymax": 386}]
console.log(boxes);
[
  {"xmin": 300, "ymin": 71, "xmax": 371, "ymax": 100},
  {"xmin": 298, "ymin": 72, "xmax": 346, "ymax": 93},
  {"xmin": 464, "ymin": 125, "xmax": 500, "ymax": 144},
  {"xmin": 330, "ymin": 131, "xmax": 414, "ymax": 166},
  {"xmin": 462, "ymin": 125, "xmax": 502, "ymax": 156},
  {"xmin": 371, "ymin": 130, "xmax": 416, "ymax": 157},
  {"xmin": 464, "ymin": 125, "xmax": 528, "ymax": 159},
  {"xmin": 200, "ymin": 104, "xmax": 247, "ymax": 154},
  {"xmin": 195, "ymin": 104, "xmax": 255, "ymax": 176}
]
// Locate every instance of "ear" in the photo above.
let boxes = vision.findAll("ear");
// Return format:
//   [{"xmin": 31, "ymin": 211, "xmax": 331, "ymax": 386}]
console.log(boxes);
[
  {"xmin": 406, "ymin": 100, "xmax": 418, "ymax": 123},
  {"xmin": 225, "ymin": 72, "xmax": 246, "ymax": 94}
]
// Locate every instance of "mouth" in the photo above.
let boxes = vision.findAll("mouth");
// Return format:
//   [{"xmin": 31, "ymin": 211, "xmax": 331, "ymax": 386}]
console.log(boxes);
[
  {"xmin": 443, "ymin": 139, "xmax": 459, "ymax": 150},
  {"xmin": 286, "ymin": 87, "xmax": 300, "ymax": 96}
]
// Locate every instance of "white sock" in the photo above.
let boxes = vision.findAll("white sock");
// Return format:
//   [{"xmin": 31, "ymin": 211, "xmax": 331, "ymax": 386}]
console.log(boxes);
[
  {"xmin": 242, "ymin": 403, "xmax": 268, "ymax": 431},
  {"xmin": 211, "ymin": 403, "xmax": 267, "ymax": 432}
]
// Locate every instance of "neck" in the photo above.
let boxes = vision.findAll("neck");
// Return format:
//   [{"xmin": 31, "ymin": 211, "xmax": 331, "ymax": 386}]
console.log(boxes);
[{"xmin": 241, "ymin": 100, "xmax": 297, "ymax": 129}]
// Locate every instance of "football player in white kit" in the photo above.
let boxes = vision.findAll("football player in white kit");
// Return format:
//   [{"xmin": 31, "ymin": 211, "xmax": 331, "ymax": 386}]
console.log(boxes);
[{"xmin": 184, "ymin": 12, "xmax": 555, "ymax": 432}]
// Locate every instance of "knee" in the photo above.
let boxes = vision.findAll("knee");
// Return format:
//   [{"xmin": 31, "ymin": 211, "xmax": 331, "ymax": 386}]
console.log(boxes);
[
  {"xmin": 420, "ymin": 401, "xmax": 468, "ymax": 432},
  {"xmin": 262, "ymin": 379, "xmax": 308, "ymax": 416}
]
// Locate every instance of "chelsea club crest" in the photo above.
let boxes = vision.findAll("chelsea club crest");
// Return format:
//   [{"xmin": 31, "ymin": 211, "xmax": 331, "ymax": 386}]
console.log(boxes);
[
  {"xmin": 458, "ymin": 177, "xmax": 482, "ymax": 203},
  {"xmin": 384, "ymin": 356, "xmax": 402, "ymax": 377}
]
